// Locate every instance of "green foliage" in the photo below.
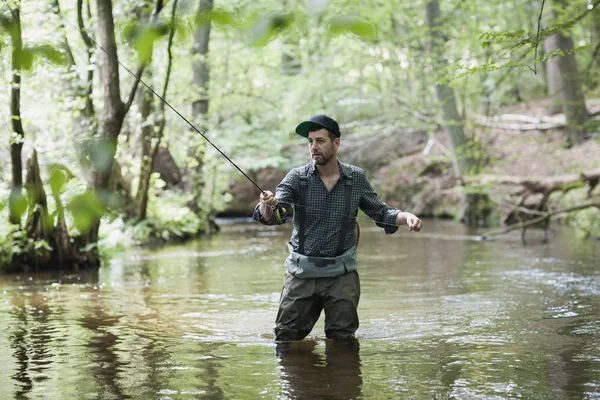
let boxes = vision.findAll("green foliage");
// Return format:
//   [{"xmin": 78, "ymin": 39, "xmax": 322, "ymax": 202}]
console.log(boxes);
[
  {"xmin": 122, "ymin": 19, "xmax": 171, "ymax": 63},
  {"xmin": 249, "ymin": 13, "xmax": 294, "ymax": 47},
  {"xmin": 8, "ymin": 189, "xmax": 28, "ymax": 222},
  {"xmin": 18, "ymin": 44, "xmax": 67, "ymax": 70},
  {"xmin": 328, "ymin": 15, "xmax": 376, "ymax": 39},
  {"xmin": 570, "ymin": 208, "xmax": 600, "ymax": 239},
  {"xmin": 67, "ymin": 191, "xmax": 105, "ymax": 234},
  {"xmin": 143, "ymin": 181, "xmax": 207, "ymax": 241},
  {"xmin": 49, "ymin": 167, "xmax": 69, "ymax": 196}
]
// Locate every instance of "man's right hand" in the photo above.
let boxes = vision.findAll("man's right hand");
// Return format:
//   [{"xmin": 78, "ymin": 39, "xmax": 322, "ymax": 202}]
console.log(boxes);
[
  {"xmin": 259, "ymin": 190, "xmax": 277, "ymax": 222},
  {"xmin": 260, "ymin": 190, "xmax": 278, "ymax": 207}
]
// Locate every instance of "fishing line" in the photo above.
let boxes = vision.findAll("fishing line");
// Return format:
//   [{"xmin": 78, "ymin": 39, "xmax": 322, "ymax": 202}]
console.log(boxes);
[{"xmin": 30, "ymin": 10, "xmax": 409, "ymax": 230}]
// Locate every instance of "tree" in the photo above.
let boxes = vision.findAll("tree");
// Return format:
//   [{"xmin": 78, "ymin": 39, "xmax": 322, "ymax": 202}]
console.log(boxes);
[
  {"xmin": 134, "ymin": 0, "xmax": 178, "ymax": 221},
  {"xmin": 542, "ymin": 0, "xmax": 590, "ymax": 144},
  {"xmin": 185, "ymin": 0, "xmax": 214, "ymax": 217},
  {"xmin": 7, "ymin": 3, "xmax": 25, "ymax": 225},
  {"xmin": 424, "ymin": 0, "xmax": 488, "ymax": 225}
]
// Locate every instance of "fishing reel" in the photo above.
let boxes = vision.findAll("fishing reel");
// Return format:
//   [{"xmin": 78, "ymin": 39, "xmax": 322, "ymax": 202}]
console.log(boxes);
[{"xmin": 273, "ymin": 204, "xmax": 287, "ymax": 225}]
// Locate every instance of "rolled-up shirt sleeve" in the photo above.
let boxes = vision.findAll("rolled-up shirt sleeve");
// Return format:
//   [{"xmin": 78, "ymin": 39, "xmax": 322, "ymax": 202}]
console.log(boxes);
[{"xmin": 358, "ymin": 174, "xmax": 400, "ymax": 234}]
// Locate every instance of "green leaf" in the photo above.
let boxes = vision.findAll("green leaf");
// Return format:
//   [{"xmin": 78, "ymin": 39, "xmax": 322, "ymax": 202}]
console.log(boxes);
[
  {"xmin": 0, "ymin": 14, "xmax": 16, "ymax": 36},
  {"xmin": 80, "ymin": 242, "xmax": 98, "ymax": 253},
  {"xmin": 196, "ymin": 9, "xmax": 237, "ymax": 27},
  {"xmin": 28, "ymin": 44, "xmax": 67, "ymax": 65},
  {"xmin": 67, "ymin": 191, "xmax": 105, "ymax": 233},
  {"xmin": 88, "ymin": 139, "xmax": 117, "ymax": 174},
  {"xmin": 34, "ymin": 240, "xmax": 53, "ymax": 251},
  {"xmin": 250, "ymin": 13, "xmax": 292, "ymax": 47},
  {"xmin": 329, "ymin": 16, "xmax": 376, "ymax": 39},
  {"xmin": 18, "ymin": 49, "xmax": 34, "ymax": 71},
  {"xmin": 135, "ymin": 28, "xmax": 161, "ymax": 63},
  {"xmin": 49, "ymin": 168, "xmax": 68, "ymax": 195},
  {"xmin": 9, "ymin": 190, "xmax": 28, "ymax": 221},
  {"xmin": 123, "ymin": 21, "xmax": 170, "ymax": 63}
]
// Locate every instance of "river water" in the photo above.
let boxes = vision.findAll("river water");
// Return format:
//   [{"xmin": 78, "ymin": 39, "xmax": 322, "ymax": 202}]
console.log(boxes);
[{"xmin": 0, "ymin": 220, "xmax": 599, "ymax": 399}]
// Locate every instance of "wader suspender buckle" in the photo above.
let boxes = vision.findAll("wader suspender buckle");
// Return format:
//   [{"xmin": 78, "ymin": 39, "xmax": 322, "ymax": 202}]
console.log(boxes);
[{"xmin": 297, "ymin": 165, "xmax": 353, "ymax": 257}]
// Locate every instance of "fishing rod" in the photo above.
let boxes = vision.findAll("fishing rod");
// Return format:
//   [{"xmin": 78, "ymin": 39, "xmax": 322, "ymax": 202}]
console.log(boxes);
[{"xmin": 34, "ymin": 10, "xmax": 406, "ymax": 229}]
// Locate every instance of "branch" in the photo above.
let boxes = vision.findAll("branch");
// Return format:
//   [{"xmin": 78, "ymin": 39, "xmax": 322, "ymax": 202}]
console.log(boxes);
[
  {"xmin": 528, "ymin": 0, "xmax": 546, "ymax": 75},
  {"xmin": 122, "ymin": 0, "xmax": 165, "ymax": 115},
  {"xmin": 480, "ymin": 202, "xmax": 600, "ymax": 239},
  {"xmin": 568, "ymin": 0, "xmax": 600, "ymax": 26}
]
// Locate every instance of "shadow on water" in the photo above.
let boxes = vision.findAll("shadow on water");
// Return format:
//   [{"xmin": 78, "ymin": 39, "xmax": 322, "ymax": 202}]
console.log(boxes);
[{"xmin": 276, "ymin": 339, "xmax": 362, "ymax": 400}]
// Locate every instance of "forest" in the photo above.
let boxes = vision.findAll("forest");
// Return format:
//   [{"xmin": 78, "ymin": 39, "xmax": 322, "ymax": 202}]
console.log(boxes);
[{"xmin": 1, "ymin": 0, "xmax": 599, "ymax": 272}]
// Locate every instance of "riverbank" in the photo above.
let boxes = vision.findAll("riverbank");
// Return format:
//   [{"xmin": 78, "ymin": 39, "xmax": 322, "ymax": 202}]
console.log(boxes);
[{"xmin": 223, "ymin": 99, "xmax": 600, "ymax": 235}]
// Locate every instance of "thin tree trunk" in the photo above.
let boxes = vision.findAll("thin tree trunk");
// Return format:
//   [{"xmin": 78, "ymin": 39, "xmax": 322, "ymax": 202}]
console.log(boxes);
[
  {"xmin": 134, "ymin": 0, "xmax": 177, "ymax": 221},
  {"xmin": 544, "ymin": 34, "xmax": 563, "ymax": 114},
  {"xmin": 425, "ymin": 0, "xmax": 487, "ymax": 225},
  {"xmin": 424, "ymin": 0, "xmax": 474, "ymax": 178},
  {"xmin": 186, "ymin": 0, "xmax": 213, "ymax": 215},
  {"xmin": 543, "ymin": 0, "xmax": 590, "ymax": 144},
  {"xmin": 9, "ymin": 5, "xmax": 24, "ymax": 225},
  {"xmin": 25, "ymin": 150, "xmax": 52, "ymax": 243},
  {"xmin": 77, "ymin": 0, "xmax": 95, "ymax": 117},
  {"xmin": 134, "ymin": 86, "xmax": 154, "ymax": 221}
]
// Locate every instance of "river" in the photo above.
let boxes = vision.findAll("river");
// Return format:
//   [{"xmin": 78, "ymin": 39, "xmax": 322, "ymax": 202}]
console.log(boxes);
[{"xmin": 0, "ymin": 219, "xmax": 599, "ymax": 399}]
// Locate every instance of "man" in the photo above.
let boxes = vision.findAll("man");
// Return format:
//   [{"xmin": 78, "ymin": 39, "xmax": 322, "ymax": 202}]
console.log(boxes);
[{"xmin": 253, "ymin": 115, "xmax": 422, "ymax": 341}]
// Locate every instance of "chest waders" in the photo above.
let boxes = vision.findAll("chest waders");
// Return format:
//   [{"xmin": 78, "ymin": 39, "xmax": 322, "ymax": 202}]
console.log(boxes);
[{"xmin": 284, "ymin": 166, "xmax": 358, "ymax": 278}]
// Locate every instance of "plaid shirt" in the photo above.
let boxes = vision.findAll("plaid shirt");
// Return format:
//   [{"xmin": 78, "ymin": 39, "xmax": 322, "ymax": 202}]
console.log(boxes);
[{"xmin": 253, "ymin": 160, "xmax": 400, "ymax": 257}]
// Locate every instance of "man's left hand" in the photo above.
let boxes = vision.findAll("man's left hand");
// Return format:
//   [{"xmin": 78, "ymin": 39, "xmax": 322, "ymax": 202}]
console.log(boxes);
[{"xmin": 397, "ymin": 212, "xmax": 423, "ymax": 232}]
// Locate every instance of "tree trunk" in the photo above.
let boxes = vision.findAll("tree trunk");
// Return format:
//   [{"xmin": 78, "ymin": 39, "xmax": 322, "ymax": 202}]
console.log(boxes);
[
  {"xmin": 543, "ymin": 1, "xmax": 590, "ymax": 145},
  {"xmin": 9, "ymin": 5, "xmax": 24, "ymax": 225},
  {"xmin": 134, "ymin": 0, "xmax": 178, "ymax": 221},
  {"xmin": 186, "ymin": 0, "xmax": 213, "ymax": 215},
  {"xmin": 85, "ymin": 0, "xmax": 126, "ymax": 250},
  {"xmin": 132, "ymin": 5, "xmax": 156, "ymax": 222},
  {"xmin": 77, "ymin": 0, "xmax": 96, "ymax": 117},
  {"xmin": 425, "ymin": 0, "xmax": 474, "ymax": 178},
  {"xmin": 543, "ymin": 35, "xmax": 563, "ymax": 114},
  {"xmin": 24, "ymin": 151, "xmax": 52, "ymax": 260},
  {"xmin": 134, "ymin": 84, "xmax": 154, "ymax": 221},
  {"xmin": 425, "ymin": 0, "xmax": 487, "ymax": 225},
  {"xmin": 152, "ymin": 147, "xmax": 182, "ymax": 188}
]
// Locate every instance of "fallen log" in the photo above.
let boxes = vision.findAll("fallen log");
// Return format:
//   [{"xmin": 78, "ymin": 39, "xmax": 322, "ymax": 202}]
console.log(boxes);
[
  {"xmin": 480, "ymin": 203, "xmax": 600, "ymax": 240},
  {"xmin": 465, "ymin": 169, "xmax": 599, "ymax": 241},
  {"xmin": 464, "ymin": 169, "xmax": 600, "ymax": 197},
  {"xmin": 474, "ymin": 112, "xmax": 600, "ymax": 131},
  {"xmin": 474, "ymin": 114, "xmax": 565, "ymax": 131}
]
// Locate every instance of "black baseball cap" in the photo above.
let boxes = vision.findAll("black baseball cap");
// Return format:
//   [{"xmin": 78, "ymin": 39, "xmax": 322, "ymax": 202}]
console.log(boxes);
[{"xmin": 295, "ymin": 115, "xmax": 341, "ymax": 138}]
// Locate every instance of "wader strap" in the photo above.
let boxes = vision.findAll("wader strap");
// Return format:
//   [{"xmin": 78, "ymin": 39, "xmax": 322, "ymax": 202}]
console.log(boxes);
[
  {"xmin": 335, "ymin": 173, "xmax": 353, "ymax": 256},
  {"xmin": 297, "ymin": 166, "xmax": 309, "ymax": 255}
]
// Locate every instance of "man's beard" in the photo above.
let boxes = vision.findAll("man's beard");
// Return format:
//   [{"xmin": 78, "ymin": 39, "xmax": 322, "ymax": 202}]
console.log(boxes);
[{"xmin": 312, "ymin": 151, "xmax": 333, "ymax": 165}]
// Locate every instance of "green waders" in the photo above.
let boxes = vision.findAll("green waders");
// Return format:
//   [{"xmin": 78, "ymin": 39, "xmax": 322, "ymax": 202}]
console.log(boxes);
[
  {"xmin": 274, "ymin": 270, "xmax": 360, "ymax": 341},
  {"xmin": 275, "ymin": 166, "xmax": 360, "ymax": 341}
]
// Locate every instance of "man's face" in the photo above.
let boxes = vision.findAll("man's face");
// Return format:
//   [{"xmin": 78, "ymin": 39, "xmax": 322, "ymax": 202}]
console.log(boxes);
[{"xmin": 308, "ymin": 128, "xmax": 339, "ymax": 165}]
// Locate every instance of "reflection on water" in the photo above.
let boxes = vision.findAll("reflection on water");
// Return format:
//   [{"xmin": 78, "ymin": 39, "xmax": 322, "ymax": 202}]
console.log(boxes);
[
  {"xmin": 0, "ymin": 220, "xmax": 599, "ymax": 398},
  {"xmin": 276, "ymin": 339, "xmax": 362, "ymax": 400}
]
